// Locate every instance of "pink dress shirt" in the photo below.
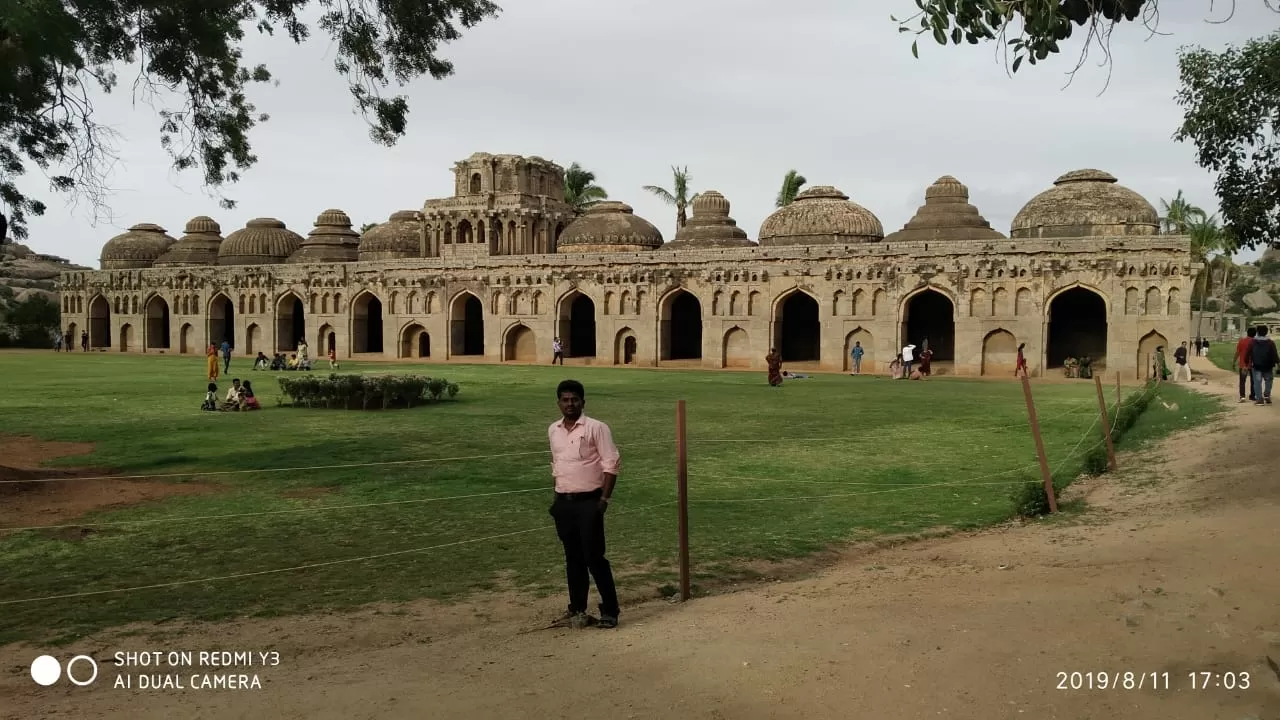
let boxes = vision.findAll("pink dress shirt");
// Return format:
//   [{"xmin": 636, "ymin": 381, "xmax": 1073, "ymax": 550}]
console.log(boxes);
[{"xmin": 548, "ymin": 415, "xmax": 620, "ymax": 493}]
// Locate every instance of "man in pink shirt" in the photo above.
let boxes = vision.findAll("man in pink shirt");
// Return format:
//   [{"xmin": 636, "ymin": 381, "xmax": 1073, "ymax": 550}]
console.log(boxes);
[{"xmin": 548, "ymin": 379, "xmax": 621, "ymax": 629}]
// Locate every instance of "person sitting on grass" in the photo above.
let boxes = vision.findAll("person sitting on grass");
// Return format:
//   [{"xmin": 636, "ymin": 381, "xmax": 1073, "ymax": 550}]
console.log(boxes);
[
  {"xmin": 202, "ymin": 383, "xmax": 219, "ymax": 411},
  {"xmin": 781, "ymin": 370, "xmax": 811, "ymax": 379},
  {"xmin": 222, "ymin": 378, "xmax": 243, "ymax": 410},
  {"xmin": 238, "ymin": 380, "xmax": 261, "ymax": 411},
  {"xmin": 288, "ymin": 353, "xmax": 299, "ymax": 370},
  {"xmin": 271, "ymin": 353, "xmax": 286, "ymax": 371},
  {"xmin": 254, "ymin": 351, "xmax": 269, "ymax": 370}
]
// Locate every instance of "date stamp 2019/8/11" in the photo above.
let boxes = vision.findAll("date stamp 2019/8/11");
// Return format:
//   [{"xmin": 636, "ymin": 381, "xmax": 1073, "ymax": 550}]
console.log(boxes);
[{"xmin": 1056, "ymin": 671, "xmax": 1252, "ymax": 691}]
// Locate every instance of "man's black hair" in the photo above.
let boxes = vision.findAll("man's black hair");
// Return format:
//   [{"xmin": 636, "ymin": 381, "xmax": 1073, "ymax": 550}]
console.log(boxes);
[
  {"xmin": 1248, "ymin": 327, "xmax": 1257, "ymax": 337},
  {"xmin": 1259, "ymin": 325, "xmax": 1270, "ymax": 337},
  {"xmin": 556, "ymin": 379, "xmax": 585, "ymax": 399}
]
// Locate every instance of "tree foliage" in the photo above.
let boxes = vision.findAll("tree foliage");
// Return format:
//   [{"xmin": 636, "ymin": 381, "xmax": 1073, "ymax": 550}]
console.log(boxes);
[
  {"xmin": 894, "ymin": 1, "xmax": 1277, "ymax": 75},
  {"xmin": 643, "ymin": 166, "xmax": 697, "ymax": 229},
  {"xmin": 0, "ymin": 292, "xmax": 60, "ymax": 347},
  {"xmin": 775, "ymin": 170, "xmax": 806, "ymax": 208},
  {"xmin": 563, "ymin": 162, "xmax": 608, "ymax": 215},
  {"xmin": 0, "ymin": 0, "xmax": 501, "ymax": 241},
  {"xmin": 1175, "ymin": 33, "xmax": 1280, "ymax": 252}
]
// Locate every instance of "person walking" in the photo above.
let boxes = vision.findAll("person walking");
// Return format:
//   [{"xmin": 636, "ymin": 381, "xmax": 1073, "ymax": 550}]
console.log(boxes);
[
  {"xmin": 220, "ymin": 339, "xmax": 232, "ymax": 373},
  {"xmin": 80, "ymin": 330, "xmax": 88, "ymax": 352},
  {"xmin": 849, "ymin": 341, "xmax": 864, "ymax": 375},
  {"xmin": 552, "ymin": 337, "xmax": 564, "ymax": 365},
  {"xmin": 1015, "ymin": 343, "xmax": 1029, "ymax": 379},
  {"xmin": 1234, "ymin": 327, "xmax": 1256, "ymax": 403},
  {"xmin": 1250, "ymin": 325, "xmax": 1277, "ymax": 405},
  {"xmin": 766, "ymin": 348, "xmax": 784, "ymax": 386},
  {"xmin": 548, "ymin": 380, "xmax": 621, "ymax": 629},
  {"xmin": 1173, "ymin": 341, "xmax": 1192, "ymax": 382},
  {"xmin": 901, "ymin": 343, "xmax": 916, "ymax": 379}
]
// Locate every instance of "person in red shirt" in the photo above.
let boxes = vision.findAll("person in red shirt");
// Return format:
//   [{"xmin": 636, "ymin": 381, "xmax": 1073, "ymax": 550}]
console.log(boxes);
[{"xmin": 1233, "ymin": 327, "xmax": 1256, "ymax": 403}]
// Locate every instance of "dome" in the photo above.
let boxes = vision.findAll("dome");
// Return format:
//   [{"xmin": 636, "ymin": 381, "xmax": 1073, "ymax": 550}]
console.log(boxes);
[
  {"xmin": 884, "ymin": 176, "xmax": 1005, "ymax": 243},
  {"xmin": 557, "ymin": 202, "xmax": 663, "ymax": 253},
  {"xmin": 99, "ymin": 223, "xmax": 176, "ymax": 270},
  {"xmin": 663, "ymin": 190, "xmax": 754, "ymax": 249},
  {"xmin": 757, "ymin": 186, "xmax": 883, "ymax": 246},
  {"xmin": 218, "ymin": 218, "xmax": 304, "ymax": 266},
  {"xmin": 1011, "ymin": 169, "xmax": 1159, "ymax": 239},
  {"xmin": 357, "ymin": 210, "xmax": 423, "ymax": 261},
  {"xmin": 153, "ymin": 216, "xmax": 223, "ymax": 267},
  {"xmin": 287, "ymin": 208, "xmax": 360, "ymax": 264}
]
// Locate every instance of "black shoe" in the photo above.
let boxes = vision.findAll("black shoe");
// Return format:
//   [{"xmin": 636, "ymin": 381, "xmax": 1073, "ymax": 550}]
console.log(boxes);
[{"xmin": 598, "ymin": 614, "xmax": 618, "ymax": 629}]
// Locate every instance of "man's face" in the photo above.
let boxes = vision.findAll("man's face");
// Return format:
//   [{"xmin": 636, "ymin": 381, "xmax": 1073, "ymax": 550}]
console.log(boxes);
[{"xmin": 558, "ymin": 391, "xmax": 584, "ymax": 421}]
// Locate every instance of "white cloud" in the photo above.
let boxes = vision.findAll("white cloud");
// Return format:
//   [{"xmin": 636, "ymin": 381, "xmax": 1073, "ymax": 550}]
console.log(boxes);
[{"xmin": 19, "ymin": 0, "xmax": 1274, "ymax": 265}]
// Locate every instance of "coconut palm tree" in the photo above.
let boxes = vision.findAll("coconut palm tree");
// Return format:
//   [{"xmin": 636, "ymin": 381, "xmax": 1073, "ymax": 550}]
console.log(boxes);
[
  {"xmin": 776, "ymin": 170, "xmax": 807, "ymax": 208},
  {"xmin": 563, "ymin": 163, "xmax": 609, "ymax": 215},
  {"xmin": 1188, "ymin": 212, "xmax": 1232, "ymax": 337},
  {"xmin": 1159, "ymin": 191, "xmax": 1204, "ymax": 235},
  {"xmin": 359, "ymin": 222, "xmax": 379, "ymax": 233},
  {"xmin": 643, "ymin": 166, "xmax": 696, "ymax": 229}
]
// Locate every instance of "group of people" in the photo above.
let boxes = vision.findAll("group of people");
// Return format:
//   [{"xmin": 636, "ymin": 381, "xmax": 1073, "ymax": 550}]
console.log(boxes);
[
  {"xmin": 1193, "ymin": 337, "xmax": 1212, "ymax": 357},
  {"xmin": 1232, "ymin": 325, "xmax": 1278, "ymax": 405},
  {"xmin": 53, "ymin": 329, "xmax": 89, "ymax": 352},
  {"xmin": 201, "ymin": 378, "xmax": 261, "ymax": 412}
]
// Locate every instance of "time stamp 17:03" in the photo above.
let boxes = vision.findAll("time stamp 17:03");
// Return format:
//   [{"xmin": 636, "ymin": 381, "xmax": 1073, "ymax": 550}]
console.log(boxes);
[{"xmin": 1056, "ymin": 671, "xmax": 1251, "ymax": 691}]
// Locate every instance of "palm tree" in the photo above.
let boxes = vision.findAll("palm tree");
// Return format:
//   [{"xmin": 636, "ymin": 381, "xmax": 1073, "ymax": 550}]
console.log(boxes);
[
  {"xmin": 776, "ymin": 170, "xmax": 807, "ymax": 208},
  {"xmin": 1188, "ymin": 212, "xmax": 1231, "ymax": 337},
  {"xmin": 1159, "ymin": 190, "xmax": 1204, "ymax": 235},
  {"xmin": 359, "ymin": 222, "xmax": 379, "ymax": 233},
  {"xmin": 643, "ymin": 166, "xmax": 696, "ymax": 229},
  {"xmin": 563, "ymin": 162, "xmax": 608, "ymax": 215}
]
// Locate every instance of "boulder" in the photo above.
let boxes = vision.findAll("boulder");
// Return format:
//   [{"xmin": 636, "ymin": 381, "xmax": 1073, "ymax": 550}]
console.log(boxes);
[{"xmin": 1242, "ymin": 289, "xmax": 1278, "ymax": 312}]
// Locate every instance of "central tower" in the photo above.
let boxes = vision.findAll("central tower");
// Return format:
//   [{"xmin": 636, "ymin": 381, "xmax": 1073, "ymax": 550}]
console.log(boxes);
[{"xmin": 422, "ymin": 153, "xmax": 575, "ymax": 259}]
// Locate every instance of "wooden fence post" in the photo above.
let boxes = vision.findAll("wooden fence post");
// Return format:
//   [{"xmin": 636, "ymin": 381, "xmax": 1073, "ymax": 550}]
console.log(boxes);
[
  {"xmin": 1094, "ymin": 374, "xmax": 1118, "ymax": 471},
  {"xmin": 676, "ymin": 400, "xmax": 690, "ymax": 602},
  {"xmin": 1020, "ymin": 375, "xmax": 1058, "ymax": 513}
]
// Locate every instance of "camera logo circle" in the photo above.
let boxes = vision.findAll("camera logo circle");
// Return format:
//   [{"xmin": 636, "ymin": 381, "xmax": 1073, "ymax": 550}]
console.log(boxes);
[{"xmin": 30, "ymin": 655, "xmax": 98, "ymax": 686}]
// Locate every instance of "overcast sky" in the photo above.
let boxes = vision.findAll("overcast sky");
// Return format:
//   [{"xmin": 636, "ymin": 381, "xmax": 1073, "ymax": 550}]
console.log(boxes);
[{"xmin": 20, "ymin": 0, "xmax": 1278, "ymax": 268}]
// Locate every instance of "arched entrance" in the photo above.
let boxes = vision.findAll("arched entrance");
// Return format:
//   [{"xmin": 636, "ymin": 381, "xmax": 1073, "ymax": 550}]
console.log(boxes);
[
  {"xmin": 722, "ymin": 327, "xmax": 750, "ymax": 368},
  {"xmin": 352, "ymin": 293, "xmax": 384, "ymax": 353},
  {"xmin": 559, "ymin": 292, "xmax": 597, "ymax": 357},
  {"xmin": 400, "ymin": 323, "xmax": 430, "ymax": 358},
  {"xmin": 1137, "ymin": 330, "xmax": 1168, "ymax": 380},
  {"xmin": 660, "ymin": 290, "xmax": 702, "ymax": 360},
  {"xmin": 843, "ymin": 328, "xmax": 874, "ymax": 372},
  {"xmin": 614, "ymin": 328, "xmax": 638, "ymax": 365},
  {"xmin": 145, "ymin": 295, "xmax": 170, "ymax": 350},
  {"xmin": 209, "ymin": 294, "xmax": 234, "ymax": 347},
  {"xmin": 88, "ymin": 295, "xmax": 111, "ymax": 349},
  {"xmin": 450, "ymin": 293, "xmax": 484, "ymax": 356},
  {"xmin": 1047, "ymin": 287, "xmax": 1108, "ymax": 368},
  {"xmin": 504, "ymin": 324, "xmax": 536, "ymax": 361},
  {"xmin": 902, "ymin": 289, "xmax": 955, "ymax": 361},
  {"xmin": 246, "ymin": 323, "xmax": 262, "ymax": 355},
  {"xmin": 774, "ymin": 291, "xmax": 820, "ymax": 362},
  {"xmin": 179, "ymin": 323, "xmax": 193, "ymax": 354},
  {"xmin": 119, "ymin": 324, "xmax": 132, "ymax": 352},
  {"xmin": 981, "ymin": 329, "xmax": 1018, "ymax": 376},
  {"xmin": 277, "ymin": 294, "xmax": 305, "ymax": 351}
]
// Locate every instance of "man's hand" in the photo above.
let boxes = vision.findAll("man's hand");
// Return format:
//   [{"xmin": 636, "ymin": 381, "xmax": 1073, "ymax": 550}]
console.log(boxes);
[{"xmin": 597, "ymin": 498, "xmax": 609, "ymax": 514}]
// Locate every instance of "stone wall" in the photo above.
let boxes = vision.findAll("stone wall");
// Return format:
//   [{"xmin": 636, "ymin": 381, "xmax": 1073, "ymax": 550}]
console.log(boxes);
[{"xmin": 56, "ymin": 235, "xmax": 1194, "ymax": 380}]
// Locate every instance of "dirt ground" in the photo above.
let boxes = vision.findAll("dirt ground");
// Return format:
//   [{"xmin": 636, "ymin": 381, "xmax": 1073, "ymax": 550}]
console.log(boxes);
[{"xmin": 1, "ymin": 357, "xmax": 1277, "ymax": 719}]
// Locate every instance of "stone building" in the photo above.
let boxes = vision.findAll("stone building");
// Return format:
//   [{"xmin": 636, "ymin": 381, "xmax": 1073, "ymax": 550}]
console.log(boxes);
[{"xmin": 57, "ymin": 154, "xmax": 1195, "ymax": 379}]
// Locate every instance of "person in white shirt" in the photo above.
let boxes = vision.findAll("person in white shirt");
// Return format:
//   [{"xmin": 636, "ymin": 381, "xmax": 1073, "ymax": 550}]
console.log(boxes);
[
  {"xmin": 901, "ymin": 344, "xmax": 916, "ymax": 378},
  {"xmin": 552, "ymin": 337, "xmax": 564, "ymax": 365}
]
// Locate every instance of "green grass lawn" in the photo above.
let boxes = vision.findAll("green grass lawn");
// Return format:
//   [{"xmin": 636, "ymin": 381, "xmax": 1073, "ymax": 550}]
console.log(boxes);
[
  {"xmin": 1206, "ymin": 341, "xmax": 1237, "ymax": 372},
  {"xmin": 0, "ymin": 352, "xmax": 1220, "ymax": 644}
]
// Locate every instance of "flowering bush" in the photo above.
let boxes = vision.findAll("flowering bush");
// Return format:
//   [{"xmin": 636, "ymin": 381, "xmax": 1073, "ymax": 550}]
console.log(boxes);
[{"xmin": 277, "ymin": 374, "xmax": 459, "ymax": 409}]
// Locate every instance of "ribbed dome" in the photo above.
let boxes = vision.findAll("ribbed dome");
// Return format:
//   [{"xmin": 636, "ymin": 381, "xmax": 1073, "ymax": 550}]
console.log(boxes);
[
  {"xmin": 287, "ymin": 208, "xmax": 360, "ymax": 264},
  {"xmin": 884, "ymin": 176, "xmax": 1005, "ymax": 243},
  {"xmin": 758, "ymin": 186, "xmax": 884, "ymax": 246},
  {"xmin": 218, "ymin": 218, "xmax": 304, "ymax": 266},
  {"xmin": 1011, "ymin": 169, "xmax": 1160, "ymax": 239},
  {"xmin": 557, "ymin": 201, "xmax": 662, "ymax": 253},
  {"xmin": 100, "ymin": 223, "xmax": 176, "ymax": 270},
  {"xmin": 154, "ymin": 216, "xmax": 223, "ymax": 267},
  {"xmin": 664, "ymin": 190, "xmax": 754, "ymax": 249},
  {"xmin": 358, "ymin": 210, "xmax": 423, "ymax": 261}
]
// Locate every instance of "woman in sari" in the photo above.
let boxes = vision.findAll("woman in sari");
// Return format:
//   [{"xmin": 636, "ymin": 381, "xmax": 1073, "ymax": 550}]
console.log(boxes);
[
  {"xmin": 206, "ymin": 344, "xmax": 220, "ymax": 381},
  {"xmin": 766, "ymin": 348, "xmax": 783, "ymax": 386},
  {"xmin": 1154, "ymin": 345, "xmax": 1171, "ymax": 381},
  {"xmin": 919, "ymin": 348, "xmax": 934, "ymax": 376},
  {"xmin": 1015, "ymin": 343, "xmax": 1028, "ymax": 378},
  {"xmin": 889, "ymin": 354, "xmax": 903, "ymax": 379}
]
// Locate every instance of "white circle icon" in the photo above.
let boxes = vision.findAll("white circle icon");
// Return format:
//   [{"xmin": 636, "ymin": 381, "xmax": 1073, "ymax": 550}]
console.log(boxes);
[
  {"xmin": 30, "ymin": 655, "xmax": 61, "ymax": 686},
  {"xmin": 66, "ymin": 655, "xmax": 99, "ymax": 687}
]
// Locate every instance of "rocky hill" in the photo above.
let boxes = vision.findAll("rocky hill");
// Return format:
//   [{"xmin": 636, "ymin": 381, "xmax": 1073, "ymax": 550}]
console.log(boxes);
[{"xmin": 0, "ymin": 241, "xmax": 89, "ymax": 303}]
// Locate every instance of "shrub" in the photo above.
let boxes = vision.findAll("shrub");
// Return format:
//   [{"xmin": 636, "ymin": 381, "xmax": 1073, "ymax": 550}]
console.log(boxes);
[
  {"xmin": 277, "ymin": 373, "xmax": 460, "ymax": 410},
  {"xmin": 1011, "ymin": 380, "xmax": 1157, "ymax": 517}
]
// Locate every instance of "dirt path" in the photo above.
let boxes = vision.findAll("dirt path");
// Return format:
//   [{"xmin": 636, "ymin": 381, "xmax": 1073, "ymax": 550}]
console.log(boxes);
[{"xmin": 3, "ymin": 358, "xmax": 1278, "ymax": 719}]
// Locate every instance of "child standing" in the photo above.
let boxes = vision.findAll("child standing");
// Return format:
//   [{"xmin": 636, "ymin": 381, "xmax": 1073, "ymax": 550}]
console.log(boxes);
[
  {"xmin": 328, "ymin": 348, "xmax": 339, "ymax": 370},
  {"xmin": 202, "ymin": 383, "xmax": 219, "ymax": 411}
]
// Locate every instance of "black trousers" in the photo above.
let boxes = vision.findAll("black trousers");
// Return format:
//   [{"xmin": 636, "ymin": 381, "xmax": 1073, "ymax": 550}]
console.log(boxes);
[
  {"xmin": 553, "ymin": 352, "xmax": 564, "ymax": 365},
  {"xmin": 1240, "ymin": 368, "xmax": 1256, "ymax": 399},
  {"xmin": 550, "ymin": 493, "xmax": 619, "ymax": 617}
]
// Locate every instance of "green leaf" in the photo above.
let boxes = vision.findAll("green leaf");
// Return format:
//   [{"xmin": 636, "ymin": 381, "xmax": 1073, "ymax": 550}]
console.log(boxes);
[
  {"xmin": 951, "ymin": 26, "xmax": 962, "ymax": 44},
  {"xmin": 912, "ymin": 39, "xmax": 919, "ymax": 58},
  {"xmin": 1012, "ymin": 55, "xmax": 1023, "ymax": 73}
]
